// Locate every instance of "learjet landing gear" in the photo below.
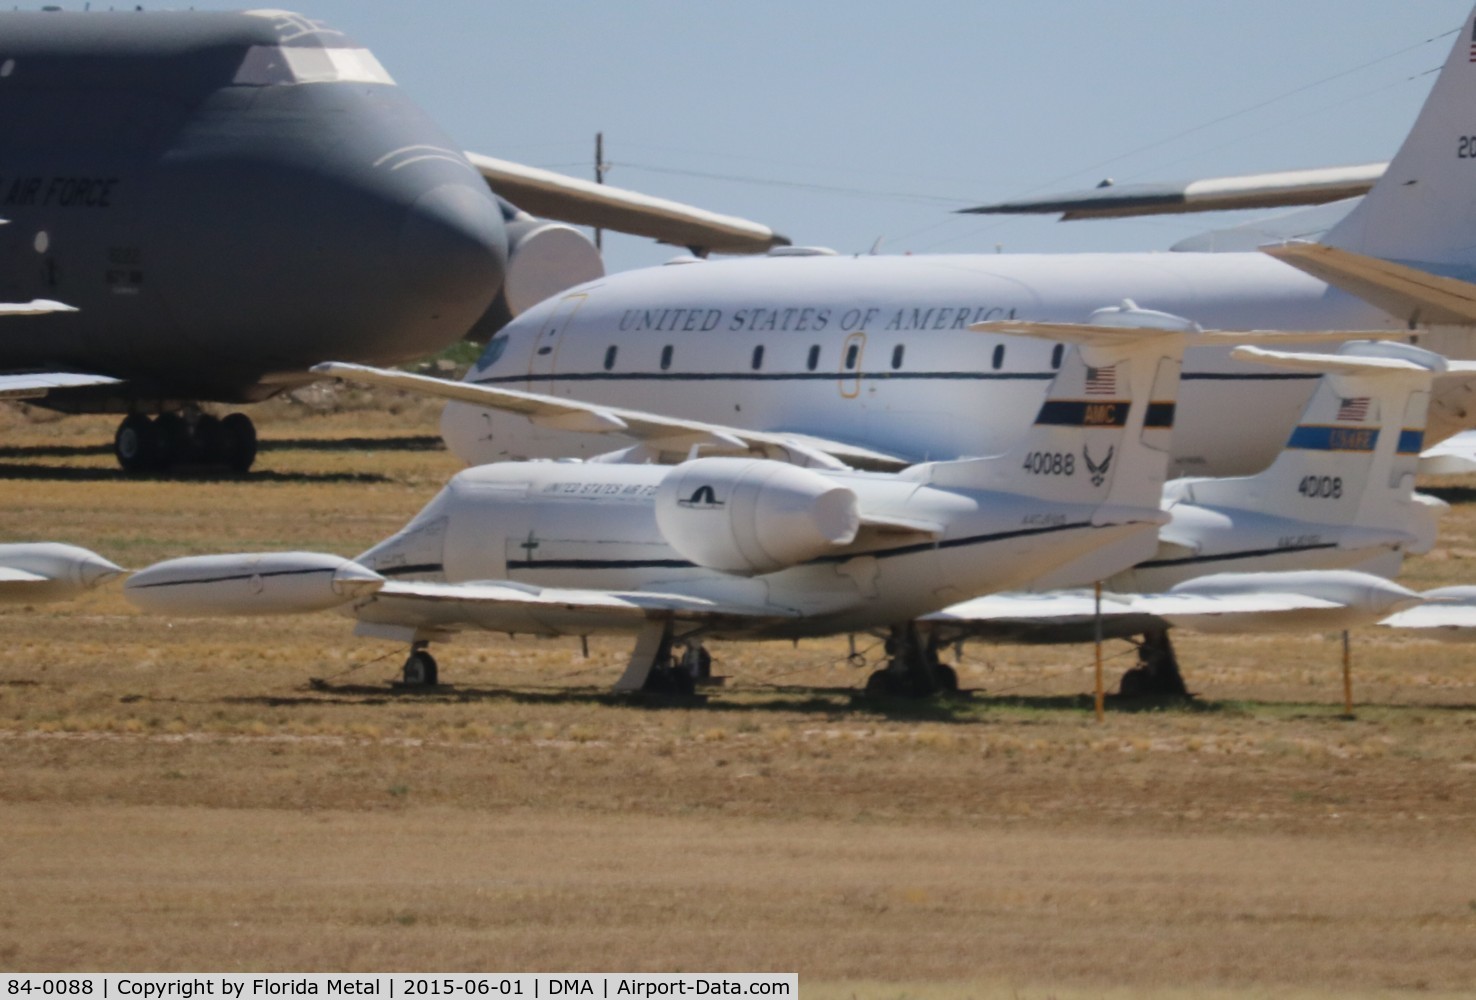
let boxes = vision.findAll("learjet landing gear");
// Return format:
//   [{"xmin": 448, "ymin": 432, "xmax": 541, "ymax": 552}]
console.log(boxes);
[
  {"xmin": 1117, "ymin": 628, "xmax": 1190, "ymax": 697},
  {"xmin": 613, "ymin": 620, "xmax": 699, "ymax": 696},
  {"xmin": 399, "ymin": 642, "xmax": 439, "ymax": 687},
  {"xmin": 113, "ymin": 410, "xmax": 257, "ymax": 473},
  {"xmin": 864, "ymin": 624, "xmax": 960, "ymax": 698}
]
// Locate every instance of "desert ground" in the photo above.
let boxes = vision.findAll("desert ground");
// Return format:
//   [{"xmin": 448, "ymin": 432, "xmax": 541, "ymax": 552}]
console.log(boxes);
[{"xmin": 1, "ymin": 392, "xmax": 1474, "ymax": 998}]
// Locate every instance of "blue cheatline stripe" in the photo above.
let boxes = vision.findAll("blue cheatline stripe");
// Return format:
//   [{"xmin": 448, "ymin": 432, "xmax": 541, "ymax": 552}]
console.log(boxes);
[
  {"xmin": 1033, "ymin": 399, "xmax": 1129, "ymax": 428},
  {"xmin": 471, "ymin": 369, "xmax": 1322, "ymax": 389},
  {"xmin": 503, "ymin": 520, "xmax": 1112, "ymax": 576},
  {"xmin": 1398, "ymin": 428, "xmax": 1424, "ymax": 455},
  {"xmin": 1285, "ymin": 425, "xmax": 1380, "ymax": 452},
  {"xmin": 474, "ymin": 370, "xmax": 1057, "ymax": 387},
  {"xmin": 378, "ymin": 563, "xmax": 445, "ymax": 577},
  {"xmin": 510, "ymin": 557, "xmax": 694, "ymax": 571},
  {"xmin": 128, "ymin": 567, "xmax": 333, "ymax": 589},
  {"xmin": 1144, "ymin": 402, "xmax": 1176, "ymax": 429},
  {"xmin": 1135, "ymin": 541, "xmax": 1340, "ymax": 570}
]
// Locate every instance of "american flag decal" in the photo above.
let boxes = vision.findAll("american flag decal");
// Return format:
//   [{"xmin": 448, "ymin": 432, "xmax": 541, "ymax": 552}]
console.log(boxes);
[
  {"xmin": 1085, "ymin": 366, "xmax": 1117, "ymax": 396},
  {"xmin": 1337, "ymin": 397, "xmax": 1370, "ymax": 422}
]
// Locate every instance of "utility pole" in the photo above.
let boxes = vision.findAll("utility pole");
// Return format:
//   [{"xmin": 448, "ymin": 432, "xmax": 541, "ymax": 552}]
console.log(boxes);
[{"xmin": 594, "ymin": 131, "xmax": 606, "ymax": 251}]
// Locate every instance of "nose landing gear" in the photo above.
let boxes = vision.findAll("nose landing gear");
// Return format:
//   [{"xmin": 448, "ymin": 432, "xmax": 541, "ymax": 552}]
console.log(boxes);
[{"xmin": 114, "ymin": 410, "xmax": 257, "ymax": 473}]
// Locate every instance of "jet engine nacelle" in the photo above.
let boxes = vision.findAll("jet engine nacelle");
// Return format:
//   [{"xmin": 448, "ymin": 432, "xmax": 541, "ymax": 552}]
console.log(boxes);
[
  {"xmin": 470, "ymin": 205, "xmax": 605, "ymax": 338},
  {"xmin": 654, "ymin": 457, "xmax": 860, "ymax": 576}
]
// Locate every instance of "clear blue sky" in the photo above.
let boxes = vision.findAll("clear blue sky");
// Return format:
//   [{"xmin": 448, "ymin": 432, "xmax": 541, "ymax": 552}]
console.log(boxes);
[{"xmin": 77, "ymin": 2, "xmax": 1476, "ymax": 271}]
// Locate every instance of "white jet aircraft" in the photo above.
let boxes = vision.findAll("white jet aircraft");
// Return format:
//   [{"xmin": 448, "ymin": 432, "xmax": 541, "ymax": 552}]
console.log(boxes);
[
  {"xmin": 921, "ymin": 339, "xmax": 1448, "ymax": 694},
  {"xmin": 314, "ymin": 3, "xmax": 1476, "ymax": 486},
  {"xmin": 125, "ymin": 326, "xmax": 1199, "ymax": 693}
]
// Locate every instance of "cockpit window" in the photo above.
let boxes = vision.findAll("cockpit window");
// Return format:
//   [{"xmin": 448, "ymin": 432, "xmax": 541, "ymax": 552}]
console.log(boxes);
[
  {"xmin": 233, "ymin": 45, "xmax": 396, "ymax": 86},
  {"xmin": 476, "ymin": 335, "xmax": 510, "ymax": 370}
]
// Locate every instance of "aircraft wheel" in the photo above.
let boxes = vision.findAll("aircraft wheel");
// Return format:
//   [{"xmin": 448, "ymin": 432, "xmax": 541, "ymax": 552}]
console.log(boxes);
[
  {"xmin": 220, "ymin": 413, "xmax": 257, "ymax": 473},
  {"xmin": 194, "ymin": 414, "xmax": 223, "ymax": 464},
  {"xmin": 642, "ymin": 664, "xmax": 696, "ymax": 696},
  {"xmin": 933, "ymin": 662, "xmax": 959, "ymax": 694},
  {"xmin": 864, "ymin": 668, "xmax": 902, "ymax": 698},
  {"xmin": 402, "ymin": 649, "xmax": 439, "ymax": 687},
  {"xmin": 114, "ymin": 414, "xmax": 156, "ymax": 473},
  {"xmin": 153, "ymin": 412, "xmax": 188, "ymax": 471}
]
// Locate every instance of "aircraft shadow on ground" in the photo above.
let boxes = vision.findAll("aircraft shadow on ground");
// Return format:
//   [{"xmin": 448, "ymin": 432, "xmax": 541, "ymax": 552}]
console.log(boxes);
[
  {"xmin": 0, "ymin": 462, "xmax": 394, "ymax": 484},
  {"xmin": 210, "ymin": 680, "xmax": 1235, "ymax": 723},
  {"xmin": 259, "ymin": 435, "xmax": 444, "ymax": 453}
]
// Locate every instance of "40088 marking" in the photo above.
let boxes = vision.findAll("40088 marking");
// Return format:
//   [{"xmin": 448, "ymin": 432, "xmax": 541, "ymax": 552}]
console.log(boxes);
[{"xmin": 1022, "ymin": 451, "xmax": 1075, "ymax": 475}]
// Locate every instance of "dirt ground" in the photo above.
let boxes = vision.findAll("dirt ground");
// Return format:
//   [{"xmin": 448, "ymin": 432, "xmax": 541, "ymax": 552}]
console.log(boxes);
[{"xmin": 1, "ymin": 400, "xmax": 1474, "ymax": 997}]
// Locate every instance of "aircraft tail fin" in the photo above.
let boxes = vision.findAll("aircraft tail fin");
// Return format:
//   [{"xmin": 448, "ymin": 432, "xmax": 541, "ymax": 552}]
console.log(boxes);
[
  {"xmin": 921, "ymin": 302, "xmax": 1190, "ymax": 516},
  {"xmin": 1322, "ymin": 7, "xmax": 1476, "ymax": 268},
  {"xmin": 1168, "ymin": 341, "xmax": 1442, "ymax": 537}
]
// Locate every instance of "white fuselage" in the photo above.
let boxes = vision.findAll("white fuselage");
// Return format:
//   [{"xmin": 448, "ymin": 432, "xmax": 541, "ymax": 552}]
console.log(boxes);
[
  {"xmin": 353, "ymin": 459, "xmax": 1160, "ymax": 638},
  {"xmin": 442, "ymin": 251, "xmax": 1427, "ymax": 477}
]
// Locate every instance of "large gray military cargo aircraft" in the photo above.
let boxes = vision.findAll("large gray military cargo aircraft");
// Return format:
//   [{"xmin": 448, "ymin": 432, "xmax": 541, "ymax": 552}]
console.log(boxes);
[{"xmin": 0, "ymin": 8, "xmax": 785, "ymax": 472}]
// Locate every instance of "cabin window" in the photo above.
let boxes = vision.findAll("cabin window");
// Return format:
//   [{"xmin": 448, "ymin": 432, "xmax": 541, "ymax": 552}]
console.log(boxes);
[
  {"xmin": 845, "ymin": 343, "xmax": 860, "ymax": 369},
  {"xmin": 604, "ymin": 345, "xmax": 618, "ymax": 371},
  {"xmin": 660, "ymin": 345, "xmax": 673, "ymax": 370},
  {"xmin": 807, "ymin": 345, "xmax": 821, "ymax": 371},
  {"xmin": 751, "ymin": 345, "xmax": 765, "ymax": 370},
  {"xmin": 891, "ymin": 345, "xmax": 905, "ymax": 370},
  {"xmin": 1051, "ymin": 343, "xmax": 1064, "ymax": 369},
  {"xmin": 234, "ymin": 45, "xmax": 396, "ymax": 87},
  {"xmin": 991, "ymin": 344, "xmax": 1005, "ymax": 370}
]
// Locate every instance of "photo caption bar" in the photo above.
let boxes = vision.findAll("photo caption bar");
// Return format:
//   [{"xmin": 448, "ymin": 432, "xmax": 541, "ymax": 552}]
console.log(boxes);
[{"xmin": 2, "ymin": 976, "xmax": 797, "ymax": 1000}]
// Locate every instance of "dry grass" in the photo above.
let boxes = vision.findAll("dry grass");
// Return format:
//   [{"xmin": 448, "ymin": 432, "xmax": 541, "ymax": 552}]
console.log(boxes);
[{"xmin": 2, "ymin": 399, "xmax": 1476, "ymax": 995}]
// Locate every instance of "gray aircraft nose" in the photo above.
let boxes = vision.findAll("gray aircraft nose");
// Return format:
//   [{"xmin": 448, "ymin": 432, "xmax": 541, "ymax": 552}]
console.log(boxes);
[{"xmin": 393, "ymin": 181, "xmax": 508, "ymax": 349}]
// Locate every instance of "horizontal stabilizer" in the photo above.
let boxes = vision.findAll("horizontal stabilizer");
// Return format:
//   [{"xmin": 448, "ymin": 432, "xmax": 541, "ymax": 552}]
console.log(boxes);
[
  {"xmin": 1263, "ymin": 242, "xmax": 1476, "ymax": 326},
  {"xmin": 467, "ymin": 152, "xmax": 788, "ymax": 254},
  {"xmin": 313, "ymin": 362, "xmax": 910, "ymax": 472},
  {"xmin": 959, "ymin": 163, "xmax": 1385, "ymax": 220},
  {"xmin": 1229, "ymin": 345, "xmax": 1438, "ymax": 379}
]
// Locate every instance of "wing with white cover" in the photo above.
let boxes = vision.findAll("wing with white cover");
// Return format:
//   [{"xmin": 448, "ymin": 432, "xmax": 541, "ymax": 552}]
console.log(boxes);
[
  {"xmin": 924, "ymin": 570, "xmax": 1421, "ymax": 642},
  {"xmin": 960, "ymin": 164, "xmax": 1386, "ymax": 221},
  {"xmin": 351, "ymin": 579, "xmax": 796, "ymax": 640},
  {"xmin": 1419, "ymin": 428, "xmax": 1476, "ymax": 475},
  {"xmin": 467, "ymin": 153, "xmax": 789, "ymax": 255},
  {"xmin": 311, "ymin": 361, "xmax": 910, "ymax": 471},
  {"xmin": 1380, "ymin": 586, "xmax": 1476, "ymax": 639},
  {"xmin": 0, "ymin": 542, "xmax": 125, "ymax": 604},
  {"xmin": 0, "ymin": 371, "xmax": 122, "ymax": 401}
]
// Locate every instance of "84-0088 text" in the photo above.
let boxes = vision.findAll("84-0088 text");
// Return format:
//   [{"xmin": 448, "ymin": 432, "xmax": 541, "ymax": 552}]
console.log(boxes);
[{"xmin": 4, "ymin": 978, "xmax": 796, "ymax": 1000}]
